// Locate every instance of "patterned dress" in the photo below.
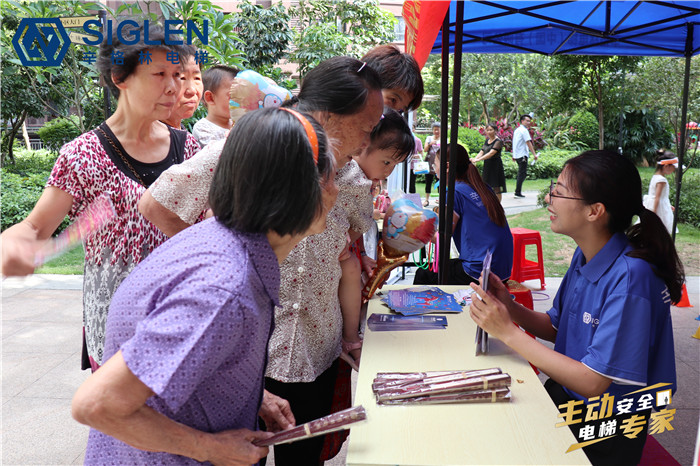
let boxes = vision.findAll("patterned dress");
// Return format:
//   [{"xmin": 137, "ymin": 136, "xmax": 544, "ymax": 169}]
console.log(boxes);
[
  {"xmin": 149, "ymin": 139, "xmax": 224, "ymax": 224},
  {"xmin": 47, "ymin": 127, "xmax": 199, "ymax": 369},
  {"xmin": 266, "ymin": 160, "xmax": 374, "ymax": 383}
]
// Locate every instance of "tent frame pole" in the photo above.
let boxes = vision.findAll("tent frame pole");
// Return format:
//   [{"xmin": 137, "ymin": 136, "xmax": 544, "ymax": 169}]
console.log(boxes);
[
  {"xmin": 672, "ymin": 23, "xmax": 693, "ymax": 242},
  {"xmin": 438, "ymin": 7, "xmax": 450, "ymax": 284},
  {"xmin": 438, "ymin": 1, "xmax": 465, "ymax": 284}
]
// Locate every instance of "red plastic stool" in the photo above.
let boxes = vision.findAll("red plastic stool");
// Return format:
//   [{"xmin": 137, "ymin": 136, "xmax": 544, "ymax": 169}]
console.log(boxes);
[
  {"xmin": 506, "ymin": 280, "xmax": 533, "ymax": 310},
  {"xmin": 507, "ymin": 279, "xmax": 539, "ymax": 374},
  {"xmin": 510, "ymin": 227, "xmax": 546, "ymax": 290}
]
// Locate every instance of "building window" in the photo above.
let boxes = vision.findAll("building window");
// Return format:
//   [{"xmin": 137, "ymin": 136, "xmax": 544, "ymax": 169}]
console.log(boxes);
[{"xmin": 394, "ymin": 16, "xmax": 405, "ymax": 43}]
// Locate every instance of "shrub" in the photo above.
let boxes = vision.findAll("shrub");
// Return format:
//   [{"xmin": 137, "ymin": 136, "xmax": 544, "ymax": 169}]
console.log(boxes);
[
  {"xmin": 457, "ymin": 127, "xmax": 484, "ymax": 155},
  {"xmin": 1, "ymin": 149, "xmax": 69, "ymax": 233},
  {"xmin": 568, "ymin": 111, "xmax": 598, "ymax": 149},
  {"xmin": 37, "ymin": 116, "xmax": 81, "ymax": 153},
  {"xmin": 604, "ymin": 108, "xmax": 673, "ymax": 165},
  {"xmin": 2, "ymin": 148, "xmax": 57, "ymax": 174},
  {"xmin": 503, "ymin": 148, "xmax": 580, "ymax": 180}
]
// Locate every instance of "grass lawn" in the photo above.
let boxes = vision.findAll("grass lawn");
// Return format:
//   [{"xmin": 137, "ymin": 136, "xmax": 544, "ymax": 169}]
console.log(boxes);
[
  {"xmin": 35, "ymin": 245, "xmax": 84, "ymax": 275},
  {"xmin": 507, "ymin": 207, "xmax": 700, "ymax": 277}
]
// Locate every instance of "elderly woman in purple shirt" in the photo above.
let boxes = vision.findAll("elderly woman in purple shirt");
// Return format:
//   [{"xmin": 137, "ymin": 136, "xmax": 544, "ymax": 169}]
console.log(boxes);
[{"xmin": 71, "ymin": 108, "xmax": 337, "ymax": 465}]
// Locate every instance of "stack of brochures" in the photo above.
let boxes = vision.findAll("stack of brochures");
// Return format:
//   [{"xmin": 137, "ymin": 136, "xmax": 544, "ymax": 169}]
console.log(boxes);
[
  {"xmin": 381, "ymin": 286, "xmax": 464, "ymax": 315},
  {"xmin": 372, "ymin": 368, "xmax": 512, "ymax": 405},
  {"xmin": 367, "ymin": 313, "xmax": 447, "ymax": 331}
]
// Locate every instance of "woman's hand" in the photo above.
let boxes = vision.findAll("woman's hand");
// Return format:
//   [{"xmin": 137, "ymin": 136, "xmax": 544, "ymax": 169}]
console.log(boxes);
[
  {"xmin": 1, "ymin": 232, "xmax": 41, "ymax": 276},
  {"xmin": 468, "ymin": 272, "xmax": 516, "ymax": 341},
  {"xmin": 469, "ymin": 284, "xmax": 517, "ymax": 342},
  {"xmin": 204, "ymin": 428, "xmax": 272, "ymax": 466},
  {"xmin": 1, "ymin": 187, "xmax": 73, "ymax": 277},
  {"xmin": 258, "ymin": 390, "xmax": 295, "ymax": 432}
]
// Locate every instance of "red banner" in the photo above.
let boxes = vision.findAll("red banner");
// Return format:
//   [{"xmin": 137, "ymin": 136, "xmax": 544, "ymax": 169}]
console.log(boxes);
[{"xmin": 403, "ymin": 0, "xmax": 451, "ymax": 69}]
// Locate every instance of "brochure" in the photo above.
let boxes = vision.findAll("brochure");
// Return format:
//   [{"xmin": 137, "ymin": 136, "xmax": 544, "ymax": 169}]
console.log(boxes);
[
  {"xmin": 372, "ymin": 368, "xmax": 512, "ymax": 405},
  {"xmin": 367, "ymin": 313, "xmax": 447, "ymax": 331},
  {"xmin": 254, "ymin": 406, "xmax": 366, "ymax": 446},
  {"xmin": 475, "ymin": 250, "xmax": 492, "ymax": 355},
  {"xmin": 382, "ymin": 286, "xmax": 464, "ymax": 315}
]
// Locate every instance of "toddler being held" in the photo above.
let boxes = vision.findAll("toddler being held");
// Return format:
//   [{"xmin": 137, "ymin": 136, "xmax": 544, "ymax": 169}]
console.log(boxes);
[{"xmin": 337, "ymin": 108, "xmax": 418, "ymax": 369}]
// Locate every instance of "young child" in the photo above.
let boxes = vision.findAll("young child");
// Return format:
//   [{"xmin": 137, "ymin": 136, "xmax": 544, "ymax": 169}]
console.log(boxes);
[
  {"xmin": 191, "ymin": 65, "xmax": 238, "ymax": 147},
  {"xmin": 643, "ymin": 148, "xmax": 677, "ymax": 234},
  {"xmin": 336, "ymin": 108, "xmax": 416, "ymax": 370}
]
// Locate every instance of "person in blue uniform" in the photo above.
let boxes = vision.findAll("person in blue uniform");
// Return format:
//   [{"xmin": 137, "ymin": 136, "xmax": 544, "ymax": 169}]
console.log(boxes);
[
  {"xmin": 414, "ymin": 143, "xmax": 513, "ymax": 285},
  {"xmin": 469, "ymin": 150, "xmax": 683, "ymax": 466}
]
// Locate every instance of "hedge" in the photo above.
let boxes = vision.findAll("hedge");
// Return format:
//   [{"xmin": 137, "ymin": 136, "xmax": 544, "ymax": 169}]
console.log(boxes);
[
  {"xmin": 568, "ymin": 111, "xmax": 598, "ymax": 149},
  {"xmin": 1, "ymin": 149, "xmax": 69, "ymax": 233},
  {"xmin": 37, "ymin": 116, "xmax": 81, "ymax": 153}
]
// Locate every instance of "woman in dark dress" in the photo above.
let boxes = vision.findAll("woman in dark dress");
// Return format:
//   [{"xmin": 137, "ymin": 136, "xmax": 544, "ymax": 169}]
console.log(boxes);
[{"xmin": 472, "ymin": 123, "xmax": 506, "ymax": 201}]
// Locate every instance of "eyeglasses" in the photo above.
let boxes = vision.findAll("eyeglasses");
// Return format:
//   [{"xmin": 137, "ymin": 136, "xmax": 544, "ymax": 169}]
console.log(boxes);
[{"xmin": 548, "ymin": 180, "xmax": 586, "ymax": 205}]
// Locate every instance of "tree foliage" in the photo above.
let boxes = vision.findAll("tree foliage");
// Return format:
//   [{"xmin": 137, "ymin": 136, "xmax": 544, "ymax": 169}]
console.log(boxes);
[
  {"xmin": 288, "ymin": 0, "xmax": 396, "ymax": 78},
  {"xmin": 551, "ymin": 55, "xmax": 639, "ymax": 149},
  {"xmin": 230, "ymin": 0, "xmax": 292, "ymax": 71},
  {"xmin": 419, "ymin": 53, "xmax": 554, "ymax": 128},
  {"xmin": 628, "ymin": 56, "xmax": 700, "ymax": 158},
  {"xmin": 160, "ymin": 0, "xmax": 245, "ymax": 68}
]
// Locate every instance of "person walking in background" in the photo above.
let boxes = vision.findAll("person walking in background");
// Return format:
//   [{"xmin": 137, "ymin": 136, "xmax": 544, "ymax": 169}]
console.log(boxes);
[
  {"xmin": 643, "ymin": 149, "xmax": 677, "ymax": 234},
  {"xmin": 423, "ymin": 122, "xmax": 441, "ymax": 206},
  {"xmin": 512, "ymin": 114, "xmax": 538, "ymax": 198},
  {"xmin": 409, "ymin": 127, "xmax": 423, "ymax": 194},
  {"xmin": 472, "ymin": 123, "xmax": 506, "ymax": 201}
]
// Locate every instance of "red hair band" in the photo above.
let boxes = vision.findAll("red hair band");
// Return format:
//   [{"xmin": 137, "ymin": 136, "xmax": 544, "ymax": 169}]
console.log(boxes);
[{"xmin": 280, "ymin": 108, "xmax": 319, "ymax": 165}]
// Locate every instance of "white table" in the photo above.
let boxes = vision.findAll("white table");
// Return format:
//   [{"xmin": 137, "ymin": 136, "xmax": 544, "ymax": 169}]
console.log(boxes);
[{"xmin": 346, "ymin": 285, "xmax": 590, "ymax": 465}]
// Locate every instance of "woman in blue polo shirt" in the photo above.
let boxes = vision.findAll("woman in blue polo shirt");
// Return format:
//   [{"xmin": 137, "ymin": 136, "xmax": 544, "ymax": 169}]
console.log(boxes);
[
  {"xmin": 469, "ymin": 150, "xmax": 683, "ymax": 465},
  {"xmin": 414, "ymin": 143, "xmax": 513, "ymax": 285}
]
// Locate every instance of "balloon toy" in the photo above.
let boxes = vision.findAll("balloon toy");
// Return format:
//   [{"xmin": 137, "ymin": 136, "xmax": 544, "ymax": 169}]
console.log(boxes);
[
  {"xmin": 363, "ymin": 198, "xmax": 438, "ymax": 300},
  {"xmin": 229, "ymin": 70, "xmax": 292, "ymax": 123}
]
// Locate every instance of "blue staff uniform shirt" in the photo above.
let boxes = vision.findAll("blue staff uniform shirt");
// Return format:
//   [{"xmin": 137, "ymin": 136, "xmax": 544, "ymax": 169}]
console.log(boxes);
[
  {"xmin": 547, "ymin": 232, "xmax": 676, "ymax": 403},
  {"xmin": 84, "ymin": 218, "xmax": 280, "ymax": 464},
  {"xmin": 453, "ymin": 181, "xmax": 513, "ymax": 280}
]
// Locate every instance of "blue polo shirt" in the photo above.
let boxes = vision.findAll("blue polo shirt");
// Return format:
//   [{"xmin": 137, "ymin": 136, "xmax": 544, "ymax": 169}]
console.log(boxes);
[
  {"xmin": 547, "ymin": 232, "xmax": 676, "ymax": 402},
  {"xmin": 453, "ymin": 182, "xmax": 513, "ymax": 280}
]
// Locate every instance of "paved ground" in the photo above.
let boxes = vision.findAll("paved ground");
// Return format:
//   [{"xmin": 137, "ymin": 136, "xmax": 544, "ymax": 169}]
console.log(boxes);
[{"xmin": 2, "ymin": 191, "xmax": 697, "ymax": 465}]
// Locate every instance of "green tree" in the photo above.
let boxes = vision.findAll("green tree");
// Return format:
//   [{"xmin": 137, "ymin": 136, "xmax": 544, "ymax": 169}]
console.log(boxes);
[
  {"xmin": 419, "ymin": 53, "xmax": 555, "ymax": 128},
  {"xmin": 628, "ymin": 56, "xmax": 700, "ymax": 161},
  {"xmin": 160, "ymin": 0, "xmax": 245, "ymax": 68},
  {"xmin": 230, "ymin": 0, "xmax": 292, "ymax": 70},
  {"xmin": 0, "ymin": 11, "xmax": 54, "ymax": 163},
  {"xmin": 1, "ymin": 0, "xmax": 104, "ymax": 163},
  {"xmin": 288, "ymin": 0, "xmax": 396, "ymax": 78},
  {"xmin": 552, "ymin": 55, "xmax": 639, "ymax": 149}
]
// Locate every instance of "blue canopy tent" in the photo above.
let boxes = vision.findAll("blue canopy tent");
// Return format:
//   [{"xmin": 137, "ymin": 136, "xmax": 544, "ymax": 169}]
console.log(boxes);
[{"xmin": 403, "ymin": 1, "xmax": 700, "ymax": 283}]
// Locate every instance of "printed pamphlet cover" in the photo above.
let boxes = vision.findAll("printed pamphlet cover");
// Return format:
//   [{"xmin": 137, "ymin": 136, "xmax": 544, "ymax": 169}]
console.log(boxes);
[{"xmin": 382, "ymin": 287, "xmax": 464, "ymax": 315}]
